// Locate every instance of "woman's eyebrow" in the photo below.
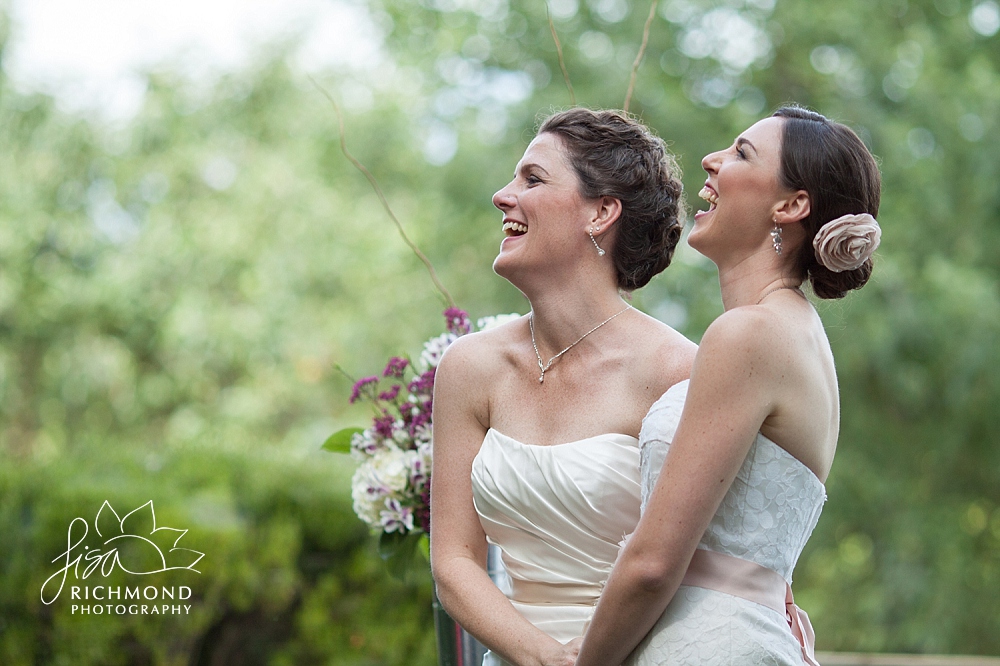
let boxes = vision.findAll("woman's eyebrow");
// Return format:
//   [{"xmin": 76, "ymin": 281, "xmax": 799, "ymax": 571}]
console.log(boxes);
[
  {"xmin": 736, "ymin": 137, "xmax": 758, "ymax": 155},
  {"xmin": 517, "ymin": 162, "xmax": 550, "ymax": 177}
]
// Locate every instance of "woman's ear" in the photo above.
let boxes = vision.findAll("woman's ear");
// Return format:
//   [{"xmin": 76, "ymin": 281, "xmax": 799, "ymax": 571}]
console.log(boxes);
[
  {"xmin": 591, "ymin": 196, "xmax": 623, "ymax": 236},
  {"xmin": 773, "ymin": 190, "xmax": 810, "ymax": 226}
]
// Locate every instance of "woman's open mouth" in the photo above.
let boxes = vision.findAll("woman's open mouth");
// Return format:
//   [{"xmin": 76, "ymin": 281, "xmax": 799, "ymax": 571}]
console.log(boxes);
[
  {"xmin": 698, "ymin": 186, "xmax": 718, "ymax": 212},
  {"xmin": 503, "ymin": 221, "xmax": 528, "ymax": 237}
]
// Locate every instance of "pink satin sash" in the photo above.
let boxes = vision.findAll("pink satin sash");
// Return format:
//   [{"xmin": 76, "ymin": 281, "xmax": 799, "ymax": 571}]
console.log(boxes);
[{"xmin": 681, "ymin": 548, "xmax": 820, "ymax": 666}]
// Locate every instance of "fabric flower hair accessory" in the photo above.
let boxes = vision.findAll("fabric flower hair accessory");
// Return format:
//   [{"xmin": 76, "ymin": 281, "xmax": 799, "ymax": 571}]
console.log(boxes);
[{"xmin": 812, "ymin": 213, "xmax": 881, "ymax": 272}]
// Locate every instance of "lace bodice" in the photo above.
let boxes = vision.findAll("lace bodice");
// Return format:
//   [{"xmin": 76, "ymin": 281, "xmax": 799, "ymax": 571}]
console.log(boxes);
[{"xmin": 639, "ymin": 379, "xmax": 827, "ymax": 583}]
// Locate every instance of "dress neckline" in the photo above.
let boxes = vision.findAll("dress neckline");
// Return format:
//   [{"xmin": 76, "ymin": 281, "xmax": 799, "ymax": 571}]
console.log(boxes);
[
  {"xmin": 486, "ymin": 427, "xmax": 638, "ymax": 449},
  {"xmin": 655, "ymin": 379, "xmax": 826, "ymax": 490}
]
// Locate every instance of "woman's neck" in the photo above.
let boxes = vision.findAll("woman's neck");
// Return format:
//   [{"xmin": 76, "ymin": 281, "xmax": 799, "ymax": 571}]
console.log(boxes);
[
  {"xmin": 524, "ymin": 282, "xmax": 631, "ymax": 357},
  {"xmin": 717, "ymin": 253, "xmax": 802, "ymax": 310}
]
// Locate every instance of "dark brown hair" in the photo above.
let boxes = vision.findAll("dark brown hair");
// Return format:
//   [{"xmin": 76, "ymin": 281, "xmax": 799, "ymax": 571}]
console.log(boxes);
[
  {"xmin": 772, "ymin": 106, "xmax": 882, "ymax": 299},
  {"xmin": 538, "ymin": 108, "xmax": 684, "ymax": 291}
]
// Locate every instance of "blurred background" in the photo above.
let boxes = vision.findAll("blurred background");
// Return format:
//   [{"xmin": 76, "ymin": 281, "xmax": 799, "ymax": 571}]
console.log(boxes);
[{"xmin": 0, "ymin": 0, "xmax": 998, "ymax": 663}]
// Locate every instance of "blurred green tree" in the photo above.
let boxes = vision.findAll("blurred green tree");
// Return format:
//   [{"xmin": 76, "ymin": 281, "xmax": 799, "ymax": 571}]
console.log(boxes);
[{"xmin": 0, "ymin": 0, "xmax": 998, "ymax": 660}]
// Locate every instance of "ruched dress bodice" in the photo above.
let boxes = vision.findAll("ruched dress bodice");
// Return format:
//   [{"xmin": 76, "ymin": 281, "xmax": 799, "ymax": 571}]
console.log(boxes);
[
  {"xmin": 629, "ymin": 379, "xmax": 827, "ymax": 665},
  {"xmin": 471, "ymin": 428, "xmax": 641, "ymax": 663}
]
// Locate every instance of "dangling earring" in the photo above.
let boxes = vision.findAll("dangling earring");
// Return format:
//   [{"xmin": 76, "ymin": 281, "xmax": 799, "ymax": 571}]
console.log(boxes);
[
  {"xmin": 589, "ymin": 227, "xmax": 606, "ymax": 256},
  {"xmin": 770, "ymin": 219, "xmax": 783, "ymax": 255}
]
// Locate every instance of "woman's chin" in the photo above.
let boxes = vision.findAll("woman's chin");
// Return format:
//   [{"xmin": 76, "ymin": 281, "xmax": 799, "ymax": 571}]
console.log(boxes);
[
  {"xmin": 685, "ymin": 227, "xmax": 714, "ymax": 260},
  {"xmin": 686, "ymin": 223, "xmax": 705, "ymax": 247},
  {"xmin": 492, "ymin": 245, "xmax": 519, "ymax": 279},
  {"xmin": 494, "ymin": 234, "xmax": 522, "ymax": 261},
  {"xmin": 493, "ymin": 242, "xmax": 541, "ymax": 288}
]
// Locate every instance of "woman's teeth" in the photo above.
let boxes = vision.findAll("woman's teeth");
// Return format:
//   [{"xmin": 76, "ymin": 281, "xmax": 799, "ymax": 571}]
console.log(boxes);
[
  {"xmin": 503, "ymin": 221, "xmax": 528, "ymax": 235},
  {"xmin": 698, "ymin": 186, "xmax": 718, "ymax": 210}
]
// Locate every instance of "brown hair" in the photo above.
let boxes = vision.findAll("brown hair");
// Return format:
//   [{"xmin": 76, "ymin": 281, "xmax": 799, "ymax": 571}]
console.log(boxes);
[
  {"xmin": 538, "ymin": 108, "xmax": 684, "ymax": 291},
  {"xmin": 772, "ymin": 106, "xmax": 882, "ymax": 299}
]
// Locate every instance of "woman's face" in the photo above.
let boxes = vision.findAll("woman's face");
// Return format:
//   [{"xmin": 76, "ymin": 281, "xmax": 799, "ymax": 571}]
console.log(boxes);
[
  {"xmin": 690, "ymin": 116, "xmax": 790, "ymax": 261},
  {"xmin": 491, "ymin": 132, "xmax": 594, "ymax": 281}
]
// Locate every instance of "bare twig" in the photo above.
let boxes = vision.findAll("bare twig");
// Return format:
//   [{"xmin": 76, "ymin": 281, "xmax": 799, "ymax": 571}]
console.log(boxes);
[
  {"xmin": 624, "ymin": 0, "xmax": 659, "ymax": 113},
  {"xmin": 546, "ymin": 4, "xmax": 576, "ymax": 105},
  {"xmin": 310, "ymin": 76, "xmax": 456, "ymax": 309}
]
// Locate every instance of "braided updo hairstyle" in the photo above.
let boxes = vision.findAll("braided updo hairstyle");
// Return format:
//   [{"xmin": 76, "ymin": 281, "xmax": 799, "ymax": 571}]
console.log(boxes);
[
  {"xmin": 538, "ymin": 108, "xmax": 684, "ymax": 291},
  {"xmin": 772, "ymin": 106, "xmax": 882, "ymax": 299}
]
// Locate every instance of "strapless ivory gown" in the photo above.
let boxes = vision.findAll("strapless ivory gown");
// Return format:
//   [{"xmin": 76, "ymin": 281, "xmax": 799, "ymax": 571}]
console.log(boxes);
[
  {"xmin": 627, "ymin": 379, "xmax": 827, "ymax": 665},
  {"xmin": 471, "ymin": 428, "xmax": 641, "ymax": 666}
]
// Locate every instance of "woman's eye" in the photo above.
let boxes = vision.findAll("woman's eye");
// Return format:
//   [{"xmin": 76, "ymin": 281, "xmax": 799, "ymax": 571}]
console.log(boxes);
[
  {"xmin": 736, "ymin": 147, "xmax": 747, "ymax": 159},
  {"xmin": 526, "ymin": 175, "xmax": 542, "ymax": 185}
]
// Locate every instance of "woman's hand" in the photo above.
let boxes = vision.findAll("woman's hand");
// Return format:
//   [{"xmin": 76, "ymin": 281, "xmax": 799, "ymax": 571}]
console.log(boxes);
[{"xmin": 540, "ymin": 637, "xmax": 583, "ymax": 666}]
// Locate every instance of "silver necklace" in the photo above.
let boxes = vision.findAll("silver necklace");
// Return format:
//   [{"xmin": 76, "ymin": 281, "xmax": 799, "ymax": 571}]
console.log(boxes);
[
  {"xmin": 755, "ymin": 285, "xmax": 803, "ymax": 305},
  {"xmin": 529, "ymin": 304, "xmax": 633, "ymax": 383}
]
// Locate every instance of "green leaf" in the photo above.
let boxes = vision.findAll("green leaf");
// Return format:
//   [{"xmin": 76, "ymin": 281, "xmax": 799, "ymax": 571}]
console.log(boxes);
[
  {"xmin": 378, "ymin": 530, "xmax": 424, "ymax": 580},
  {"xmin": 322, "ymin": 427, "xmax": 363, "ymax": 453},
  {"xmin": 418, "ymin": 533, "xmax": 430, "ymax": 563}
]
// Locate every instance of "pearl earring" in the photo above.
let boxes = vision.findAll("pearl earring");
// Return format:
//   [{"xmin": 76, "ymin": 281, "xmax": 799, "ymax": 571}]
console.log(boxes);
[
  {"xmin": 770, "ymin": 219, "xmax": 783, "ymax": 255},
  {"xmin": 589, "ymin": 227, "xmax": 605, "ymax": 256}
]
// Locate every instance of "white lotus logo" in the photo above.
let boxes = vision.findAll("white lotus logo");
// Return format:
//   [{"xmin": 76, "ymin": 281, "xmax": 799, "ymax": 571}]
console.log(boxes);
[{"xmin": 41, "ymin": 500, "xmax": 204, "ymax": 605}]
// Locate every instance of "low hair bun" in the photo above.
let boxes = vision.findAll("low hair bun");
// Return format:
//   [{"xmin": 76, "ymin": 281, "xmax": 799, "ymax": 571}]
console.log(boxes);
[
  {"xmin": 538, "ymin": 108, "xmax": 685, "ymax": 291},
  {"xmin": 772, "ymin": 106, "xmax": 882, "ymax": 300}
]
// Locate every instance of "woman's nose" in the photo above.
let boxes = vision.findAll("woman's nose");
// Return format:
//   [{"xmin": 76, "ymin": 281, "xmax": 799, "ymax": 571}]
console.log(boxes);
[
  {"xmin": 701, "ymin": 150, "xmax": 722, "ymax": 174},
  {"xmin": 493, "ymin": 182, "xmax": 515, "ymax": 210}
]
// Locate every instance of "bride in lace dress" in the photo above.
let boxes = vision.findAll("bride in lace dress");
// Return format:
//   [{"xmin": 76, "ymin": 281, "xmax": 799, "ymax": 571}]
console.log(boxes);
[
  {"xmin": 430, "ymin": 109, "xmax": 696, "ymax": 666},
  {"xmin": 576, "ymin": 107, "xmax": 882, "ymax": 665}
]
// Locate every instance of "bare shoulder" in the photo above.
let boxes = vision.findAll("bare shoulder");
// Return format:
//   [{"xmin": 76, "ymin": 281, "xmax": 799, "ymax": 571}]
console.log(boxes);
[
  {"xmin": 630, "ymin": 309, "xmax": 698, "ymax": 391},
  {"xmin": 696, "ymin": 306, "xmax": 788, "ymax": 380},
  {"xmin": 434, "ymin": 315, "xmax": 526, "ymax": 423},
  {"xmin": 437, "ymin": 316, "xmax": 525, "ymax": 377}
]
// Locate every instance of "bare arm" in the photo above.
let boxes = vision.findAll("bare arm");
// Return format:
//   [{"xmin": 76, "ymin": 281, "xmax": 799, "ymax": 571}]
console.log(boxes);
[
  {"xmin": 575, "ymin": 310, "xmax": 778, "ymax": 666},
  {"xmin": 430, "ymin": 338, "xmax": 577, "ymax": 666}
]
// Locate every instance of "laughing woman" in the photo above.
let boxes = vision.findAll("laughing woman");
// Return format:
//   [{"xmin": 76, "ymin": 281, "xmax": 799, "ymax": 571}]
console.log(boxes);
[
  {"xmin": 575, "ymin": 107, "xmax": 882, "ymax": 665},
  {"xmin": 430, "ymin": 108, "xmax": 696, "ymax": 666}
]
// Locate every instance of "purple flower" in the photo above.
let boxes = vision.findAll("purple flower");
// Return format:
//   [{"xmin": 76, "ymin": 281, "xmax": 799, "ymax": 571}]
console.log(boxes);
[
  {"xmin": 416, "ymin": 489, "xmax": 431, "ymax": 533},
  {"xmin": 382, "ymin": 356, "xmax": 409, "ymax": 378},
  {"xmin": 373, "ymin": 414, "xmax": 395, "ymax": 439},
  {"xmin": 350, "ymin": 376, "xmax": 379, "ymax": 404},
  {"xmin": 378, "ymin": 384, "xmax": 402, "ymax": 402},
  {"xmin": 408, "ymin": 411, "xmax": 430, "ymax": 438},
  {"xmin": 410, "ymin": 457, "xmax": 428, "ymax": 491},
  {"xmin": 351, "ymin": 430, "xmax": 384, "ymax": 457},
  {"xmin": 408, "ymin": 368, "xmax": 436, "ymax": 397},
  {"xmin": 444, "ymin": 308, "xmax": 472, "ymax": 336},
  {"xmin": 380, "ymin": 498, "xmax": 415, "ymax": 533}
]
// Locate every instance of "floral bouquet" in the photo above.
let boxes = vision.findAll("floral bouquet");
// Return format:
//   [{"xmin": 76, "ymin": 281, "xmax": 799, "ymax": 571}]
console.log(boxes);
[{"xmin": 325, "ymin": 307, "xmax": 519, "ymax": 576}]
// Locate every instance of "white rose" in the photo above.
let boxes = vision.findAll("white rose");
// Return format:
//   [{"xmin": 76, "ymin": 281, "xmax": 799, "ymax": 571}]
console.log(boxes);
[
  {"xmin": 371, "ymin": 447, "xmax": 411, "ymax": 493},
  {"xmin": 351, "ymin": 462, "xmax": 387, "ymax": 526}
]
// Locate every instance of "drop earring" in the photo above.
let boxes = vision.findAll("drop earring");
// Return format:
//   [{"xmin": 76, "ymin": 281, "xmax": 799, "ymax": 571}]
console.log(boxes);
[
  {"xmin": 770, "ymin": 219, "xmax": 783, "ymax": 255},
  {"xmin": 589, "ymin": 227, "xmax": 606, "ymax": 256}
]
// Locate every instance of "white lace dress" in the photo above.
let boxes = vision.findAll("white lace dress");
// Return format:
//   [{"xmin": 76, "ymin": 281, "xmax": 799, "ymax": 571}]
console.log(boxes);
[
  {"xmin": 471, "ymin": 428, "xmax": 642, "ymax": 666},
  {"xmin": 626, "ymin": 379, "xmax": 827, "ymax": 665}
]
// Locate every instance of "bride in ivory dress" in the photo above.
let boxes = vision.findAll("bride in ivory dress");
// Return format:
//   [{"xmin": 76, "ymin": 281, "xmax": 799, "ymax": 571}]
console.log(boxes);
[
  {"xmin": 575, "ymin": 106, "xmax": 882, "ymax": 665},
  {"xmin": 429, "ymin": 108, "xmax": 696, "ymax": 666}
]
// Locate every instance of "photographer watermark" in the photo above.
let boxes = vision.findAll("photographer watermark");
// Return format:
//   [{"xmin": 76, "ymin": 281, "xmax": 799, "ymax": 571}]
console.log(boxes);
[{"xmin": 41, "ymin": 500, "xmax": 204, "ymax": 615}]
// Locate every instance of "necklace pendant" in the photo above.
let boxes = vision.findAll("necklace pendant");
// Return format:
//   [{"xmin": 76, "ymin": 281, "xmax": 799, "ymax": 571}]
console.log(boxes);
[{"xmin": 528, "ymin": 304, "xmax": 632, "ymax": 386}]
